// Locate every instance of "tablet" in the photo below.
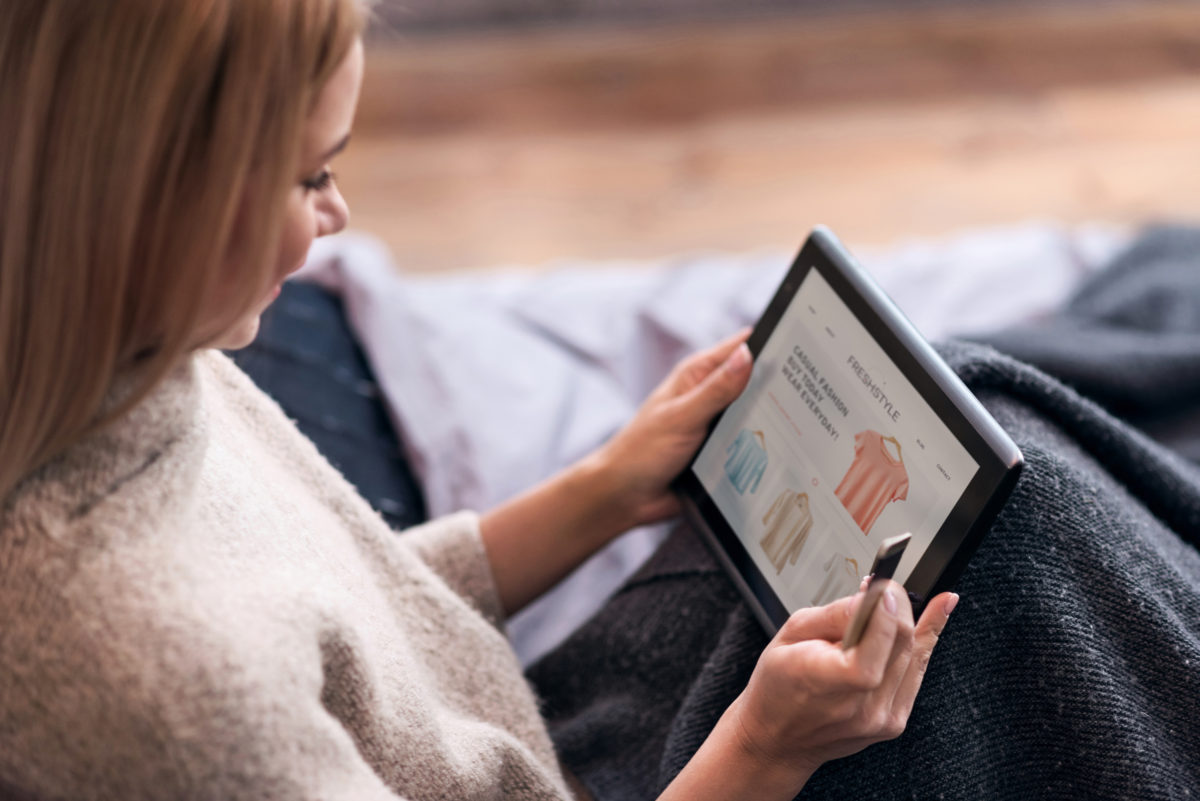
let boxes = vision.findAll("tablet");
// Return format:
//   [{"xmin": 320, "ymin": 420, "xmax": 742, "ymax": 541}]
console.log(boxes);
[{"xmin": 673, "ymin": 226, "xmax": 1023, "ymax": 633}]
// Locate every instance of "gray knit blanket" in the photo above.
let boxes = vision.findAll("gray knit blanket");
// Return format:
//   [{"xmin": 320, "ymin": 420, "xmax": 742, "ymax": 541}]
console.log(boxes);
[{"xmin": 528, "ymin": 225, "xmax": 1200, "ymax": 800}]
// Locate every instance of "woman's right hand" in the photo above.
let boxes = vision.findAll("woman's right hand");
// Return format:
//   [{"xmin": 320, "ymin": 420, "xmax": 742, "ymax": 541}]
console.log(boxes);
[
  {"xmin": 660, "ymin": 584, "xmax": 956, "ymax": 800},
  {"xmin": 732, "ymin": 583, "xmax": 956, "ymax": 783}
]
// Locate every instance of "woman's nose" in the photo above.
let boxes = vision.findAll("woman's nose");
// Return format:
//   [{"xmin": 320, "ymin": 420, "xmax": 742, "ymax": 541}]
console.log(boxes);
[{"xmin": 318, "ymin": 185, "xmax": 350, "ymax": 237}]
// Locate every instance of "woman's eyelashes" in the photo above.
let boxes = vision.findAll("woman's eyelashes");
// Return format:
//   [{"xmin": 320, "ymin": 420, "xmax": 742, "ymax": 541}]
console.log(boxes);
[{"xmin": 302, "ymin": 169, "xmax": 336, "ymax": 193}]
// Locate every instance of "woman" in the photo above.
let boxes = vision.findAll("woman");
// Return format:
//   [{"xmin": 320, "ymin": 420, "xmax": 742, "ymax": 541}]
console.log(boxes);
[{"xmin": 0, "ymin": 1, "xmax": 955, "ymax": 799}]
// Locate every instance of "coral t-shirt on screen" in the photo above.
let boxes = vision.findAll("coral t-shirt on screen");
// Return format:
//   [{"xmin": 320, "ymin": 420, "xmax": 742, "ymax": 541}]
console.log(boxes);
[{"xmin": 692, "ymin": 269, "xmax": 978, "ymax": 612}]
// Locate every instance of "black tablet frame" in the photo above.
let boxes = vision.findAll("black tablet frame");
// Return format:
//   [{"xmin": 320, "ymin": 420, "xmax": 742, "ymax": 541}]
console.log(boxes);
[{"xmin": 672, "ymin": 226, "xmax": 1024, "ymax": 634}]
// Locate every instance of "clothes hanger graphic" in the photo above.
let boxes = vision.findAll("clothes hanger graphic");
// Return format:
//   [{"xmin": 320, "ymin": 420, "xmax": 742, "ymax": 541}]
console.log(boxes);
[{"xmin": 881, "ymin": 434, "xmax": 902, "ymax": 464}]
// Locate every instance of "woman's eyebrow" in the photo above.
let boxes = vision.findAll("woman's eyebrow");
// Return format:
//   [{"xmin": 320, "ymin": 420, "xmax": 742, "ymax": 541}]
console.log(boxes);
[{"xmin": 319, "ymin": 133, "xmax": 351, "ymax": 162}]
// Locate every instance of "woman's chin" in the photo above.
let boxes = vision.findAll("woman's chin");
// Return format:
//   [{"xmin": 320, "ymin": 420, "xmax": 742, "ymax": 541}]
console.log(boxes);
[
  {"xmin": 200, "ymin": 282, "xmax": 282, "ymax": 351},
  {"xmin": 211, "ymin": 314, "xmax": 262, "ymax": 351}
]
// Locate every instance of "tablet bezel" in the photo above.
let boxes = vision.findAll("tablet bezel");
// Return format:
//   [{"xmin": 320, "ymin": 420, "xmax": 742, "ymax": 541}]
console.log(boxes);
[{"xmin": 672, "ymin": 225, "xmax": 1023, "ymax": 633}]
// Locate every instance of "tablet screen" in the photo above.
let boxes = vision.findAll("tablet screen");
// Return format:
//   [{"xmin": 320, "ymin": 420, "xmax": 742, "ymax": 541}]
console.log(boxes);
[{"xmin": 691, "ymin": 267, "xmax": 980, "ymax": 611}]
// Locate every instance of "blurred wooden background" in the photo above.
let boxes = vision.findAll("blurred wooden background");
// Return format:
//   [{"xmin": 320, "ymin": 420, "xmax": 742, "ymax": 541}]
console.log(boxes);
[{"xmin": 337, "ymin": 1, "xmax": 1200, "ymax": 272}]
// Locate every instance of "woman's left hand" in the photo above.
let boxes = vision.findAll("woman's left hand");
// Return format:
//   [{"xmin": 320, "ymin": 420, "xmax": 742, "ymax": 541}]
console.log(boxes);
[
  {"xmin": 481, "ymin": 328, "xmax": 753, "ymax": 614},
  {"xmin": 591, "ymin": 328, "xmax": 754, "ymax": 528}
]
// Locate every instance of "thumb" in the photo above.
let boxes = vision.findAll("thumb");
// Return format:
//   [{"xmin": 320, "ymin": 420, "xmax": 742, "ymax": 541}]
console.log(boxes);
[{"xmin": 675, "ymin": 343, "xmax": 753, "ymax": 428}]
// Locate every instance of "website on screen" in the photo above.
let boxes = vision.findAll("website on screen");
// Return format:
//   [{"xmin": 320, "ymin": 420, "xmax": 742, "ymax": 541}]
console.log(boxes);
[{"xmin": 692, "ymin": 268, "xmax": 979, "ymax": 611}]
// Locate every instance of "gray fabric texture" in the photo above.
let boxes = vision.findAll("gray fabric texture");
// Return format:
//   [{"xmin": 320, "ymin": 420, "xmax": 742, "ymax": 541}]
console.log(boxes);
[
  {"xmin": 977, "ymin": 225, "xmax": 1200, "ymax": 463},
  {"xmin": 527, "ymin": 225, "xmax": 1200, "ymax": 800}
]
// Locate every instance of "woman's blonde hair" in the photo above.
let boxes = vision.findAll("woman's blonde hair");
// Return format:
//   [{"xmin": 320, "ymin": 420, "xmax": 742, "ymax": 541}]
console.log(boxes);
[{"xmin": 0, "ymin": 0, "xmax": 365, "ymax": 500}]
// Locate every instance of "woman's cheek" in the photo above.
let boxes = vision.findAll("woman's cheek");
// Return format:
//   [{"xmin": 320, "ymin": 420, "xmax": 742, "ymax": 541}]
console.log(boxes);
[{"xmin": 279, "ymin": 201, "xmax": 317, "ymax": 276}]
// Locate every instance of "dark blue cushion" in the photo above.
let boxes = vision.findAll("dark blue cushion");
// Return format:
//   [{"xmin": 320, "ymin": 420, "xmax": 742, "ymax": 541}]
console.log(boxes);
[{"xmin": 229, "ymin": 281, "xmax": 428, "ymax": 530}]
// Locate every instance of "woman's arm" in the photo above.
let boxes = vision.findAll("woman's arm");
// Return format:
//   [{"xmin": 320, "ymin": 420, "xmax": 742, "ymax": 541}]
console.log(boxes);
[
  {"xmin": 480, "ymin": 329, "xmax": 752, "ymax": 616},
  {"xmin": 476, "ymin": 450, "xmax": 644, "ymax": 617}
]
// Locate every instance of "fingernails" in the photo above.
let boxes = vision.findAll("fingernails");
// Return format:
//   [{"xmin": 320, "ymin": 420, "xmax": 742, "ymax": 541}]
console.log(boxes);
[
  {"xmin": 883, "ymin": 589, "xmax": 897, "ymax": 616},
  {"xmin": 859, "ymin": 576, "xmax": 870, "ymax": 592},
  {"xmin": 944, "ymin": 593, "xmax": 960, "ymax": 616},
  {"xmin": 725, "ymin": 343, "xmax": 751, "ymax": 374}
]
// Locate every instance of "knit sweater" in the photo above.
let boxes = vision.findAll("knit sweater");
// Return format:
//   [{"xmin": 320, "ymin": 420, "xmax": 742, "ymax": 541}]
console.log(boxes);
[{"xmin": 0, "ymin": 351, "xmax": 573, "ymax": 801}]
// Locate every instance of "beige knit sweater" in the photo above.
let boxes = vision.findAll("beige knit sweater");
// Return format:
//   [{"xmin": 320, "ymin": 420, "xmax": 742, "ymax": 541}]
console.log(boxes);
[{"xmin": 0, "ymin": 351, "xmax": 574, "ymax": 800}]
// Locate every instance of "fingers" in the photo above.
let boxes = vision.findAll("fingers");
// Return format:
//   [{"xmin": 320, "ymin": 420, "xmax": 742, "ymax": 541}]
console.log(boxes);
[
  {"xmin": 672, "ymin": 342, "xmax": 753, "ymax": 429},
  {"xmin": 666, "ymin": 328, "xmax": 752, "ymax": 395},
  {"xmin": 890, "ymin": 592, "xmax": 957, "ymax": 720},
  {"xmin": 777, "ymin": 595, "xmax": 857, "ymax": 645},
  {"xmin": 844, "ymin": 582, "xmax": 907, "ymax": 689},
  {"xmin": 764, "ymin": 587, "xmax": 953, "ymax": 753},
  {"xmin": 710, "ymin": 325, "xmax": 753, "ymax": 356},
  {"xmin": 873, "ymin": 593, "xmax": 919, "ymax": 727},
  {"xmin": 696, "ymin": 327, "xmax": 754, "ymax": 372}
]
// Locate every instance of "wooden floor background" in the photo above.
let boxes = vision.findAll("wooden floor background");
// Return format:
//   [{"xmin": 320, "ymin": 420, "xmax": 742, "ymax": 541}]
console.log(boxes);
[{"xmin": 339, "ymin": 2, "xmax": 1200, "ymax": 272}]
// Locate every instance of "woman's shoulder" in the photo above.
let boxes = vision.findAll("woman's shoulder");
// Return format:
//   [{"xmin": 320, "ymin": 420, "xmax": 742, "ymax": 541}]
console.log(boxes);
[{"xmin": 0, "ymin": 496, "xmax": 386, "ymax": 799}]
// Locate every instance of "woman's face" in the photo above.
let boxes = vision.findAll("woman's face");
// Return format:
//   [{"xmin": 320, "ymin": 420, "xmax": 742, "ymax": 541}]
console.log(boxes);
[{"xmin": 212, "ymin": 39, "xmax": 364, "ymax": 350}]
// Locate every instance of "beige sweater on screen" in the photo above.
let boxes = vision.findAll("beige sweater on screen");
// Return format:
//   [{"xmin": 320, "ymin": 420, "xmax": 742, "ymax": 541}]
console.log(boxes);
[{"xmin": 0, "ymin": 351, "xmax": 574, "ymax": 801}]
